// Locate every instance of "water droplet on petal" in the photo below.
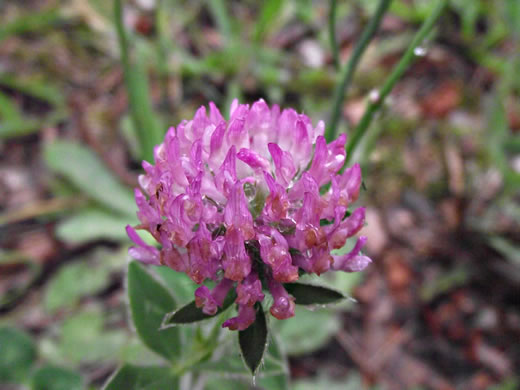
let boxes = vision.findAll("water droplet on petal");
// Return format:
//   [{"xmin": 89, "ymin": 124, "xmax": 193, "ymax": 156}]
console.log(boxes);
[{"xmin": 414, "ymin": 46, "xmax": 427, "ymax": 57}]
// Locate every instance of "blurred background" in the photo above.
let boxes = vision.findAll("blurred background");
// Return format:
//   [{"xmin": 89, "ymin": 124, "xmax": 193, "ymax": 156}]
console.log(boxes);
[{"xmin": 0, "ymin": 0, "xmax": 519, "ymax": 389}]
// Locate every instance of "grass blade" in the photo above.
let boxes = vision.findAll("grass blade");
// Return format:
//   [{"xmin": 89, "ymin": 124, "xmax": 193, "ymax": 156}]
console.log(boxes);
[
  {"xmin": 326, "ymin": 0, "xmax": 393, "ymax": 141},
  {"xmin": 114, "ymin": 0, "xmax": 164, "ymax": 162},
  {"xmin": 345, "ymin": 0, "xmax": 449, "ymax": 164}
]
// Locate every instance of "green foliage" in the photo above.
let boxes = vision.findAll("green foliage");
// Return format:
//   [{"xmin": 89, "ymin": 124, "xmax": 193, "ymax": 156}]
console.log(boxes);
[
  {"xmin": 31, "ymin": 365, "xmax": 84, "ymax": 390},
  {"xmin": 163, "ymin": 290, "xmax": 236, "ymax": 326},
  {"xmin": 254, "ymin": 0, "xmax": 285, "ymax": 43},
  {"xmin": 326, "ymin": 0, "xmax": 393, "ymax": 141},
  {"xmin": 0, "ymin": 7, "xmax": 61, "ymax": 41},
  {"xmin": 420, "ymin": 267, "xmax": 469, "ymax": 301},
  {"xmin": 487, "ymin": 378, "xmax": 520, "ymax": 390},
  {"xmin": 0, "ymin": 327, "xmax": 37, "ymax": 383},
  {"xmin": 488, "ymin": 236, "xmax": 520, "ymax": 266},
  {"xmin": 2, "ymin": 1, "xmax": 494, "ymax": 389},
  {"xmin": 0, "ymin": 251, "xmax": 42, "ymax": 311},
  {"xmin": 104, "ymin": 364, "xmax": 178, "ymax": 390},
  {"xmin": 0, "ymin": 90, "xmax": 20, "ymax": 120},
  {"xmin": 204, "ymin": 378, "xmax": 251, "ymax": 390},
  {"xmin": 127, "ymin": 261, "xmax": 181, "ymax": 361},
  {"xmin": 0, "ymin": 73, "xmax": 65, "ymax": 107},
  {"xmin": 207, "ymin": 0, "xmax": 233, "ymax": 43},
  {"xmin": 117, "ymin": 337, "xmax": 167, "ymax": 367},
  {"xmin": 44, "ymin": 249, "xmax": 122, "ymax": 313},
  {"xmin": 56, "ymin": 210, "xmax": 135, "ymax": 244},
  {"xmin": 486, "ymin": 91, "xmax": 520, "ymax": 191},
  {"xmin": 45, "ymin": 261, "xmax": 109, "ymax": 312},
  {"xmin": 44, "ymin": 141, "xmax": 136, "ymax": 217},
  {"xmin": 114, "ymin": 0, "xmax": 164, "ymax": 162},
  {"xmin": 277, "ymin": 309, "xmax": 339, "ymax": 356},
  {"xmin": 283, "ymin": 283, "xmax": 345, "ymax": 305},
  {"xmin": 154, "ymin": 266, "xmax": 199, "ymax": 303},
  {"xmin": 258, "ymin": 335, "xmax": 290, "ymax": 390},
  {"xmin": 238, "ymin": 304, "xmax": 268, "ymax": 375},
  {"xmin": 0, "ymin": 74, "xmax": 67, "ymax": 139},
  {"xmin": 345, "ymin": 0, "xmax": 449, "ymax": 163},
  {"xmin": 0, "ymin": 327, "xmax": 86, "ymax": 389},
  {"xmin": 54, "ymin": 308, "xmax": 126, "ymax": 364},
  {"xmin": 194, "ymin": 352, "xmax": 284, "ymax": 377}
]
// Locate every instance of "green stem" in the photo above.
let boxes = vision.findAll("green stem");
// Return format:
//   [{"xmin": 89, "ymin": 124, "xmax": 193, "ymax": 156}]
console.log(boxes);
[
  {"xmin": 329, "ymin": 0, "xmax": 340, "ymax": 70},
  {"xmin": 114, "ymin": 0, "xmax": 164, "ymax": 162},
  {"xmin": 325, "ymin": 0, "xmax": 393, "ymax": 142},
  {"xmin": 156, "ymin": 0, "xmax": 173, "ymax": 110},
  {"xmin": 207, "ymin": 0, "xmax": 232, "ymax": 44},
  {"xmin": 344, "ymin": 0, "xmax": 448, "ymax": 163},
  {"xmin": 114, "ymin": 0, "xmax": 129, "ymax": 68}
]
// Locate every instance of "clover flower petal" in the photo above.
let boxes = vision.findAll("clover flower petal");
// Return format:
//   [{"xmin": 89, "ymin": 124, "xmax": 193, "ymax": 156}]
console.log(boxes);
[{"xmin": 127, "ymin": 99, "xmax": 372, "ymax": 330}]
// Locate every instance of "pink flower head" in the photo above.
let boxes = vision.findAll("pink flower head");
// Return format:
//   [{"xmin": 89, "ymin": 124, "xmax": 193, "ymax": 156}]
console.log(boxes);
[{"xmin": 127, "ymin": 99, "xmax": 371, "ymax": 330}]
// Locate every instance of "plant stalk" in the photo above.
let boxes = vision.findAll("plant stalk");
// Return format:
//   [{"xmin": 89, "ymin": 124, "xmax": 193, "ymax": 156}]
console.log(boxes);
[
  {"xmin": 329, "ymin": 0, "xmax": 340, "ymax": 70},
  {"xmin": 325, "ymin": 0, "xmax": 393, "ymax": 142},
  {"xmin": 345, "ymin": 0, "xmax": 449, "ymax": 163}
]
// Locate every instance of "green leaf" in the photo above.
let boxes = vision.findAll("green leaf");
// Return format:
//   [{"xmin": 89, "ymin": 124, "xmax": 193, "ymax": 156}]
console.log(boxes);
[
  {"xmin": 0, "ymin": 251, "xmax": 42, "ymax": 311},
  {"xmin": 0, "ymin": 74, "xmax": 65, "ymax": 107},
  {"xmin": 283, "ymin": 283, "xmax": 345, "ymax": 305},
  {"xmin": 44, "ymin": 253, "xmax": 114, "ymax": 313},
  {"xmin": 0, "ymin": 327, "xmax": 37, "ymax": 383},
  {"xmin": 103, "ymin": 364, "xmax": 178, "ymax": 390},
  {"xmin": 118, "ymin": 338, "xmax": 165, "ymax": 367},
  {"xmin": 321, "ymin": 271, "xmax": 363, "ymax": 298},
  {"xmin": 57, "ymin": 308, "xmax": 126, "ymax": 364},
  {"xmin": 204, "ymin": 378, "xmax": 250, "ymax": 390},
  {"xmin": 0, "ymin": 116, "xmax": 50, "ymax": 139},
  {"xmin": 487, "ymin": 378, "xmax": 520, "ymax": 390},
  {"xmin": 31, "ymin": 366, "xmax": 84, "ymax": 390},
  {"xmin": 0, "ymin": 7, "xmax": 61, "ymax": 41},
  {"xmin": 154, "ymin": 266, "xmax": 198, "ymax": 303},
  {"xmin": 114, "ymin": 0, "xmax": 164, "ymax": 162},
  {"xmin": 207, "ymin": 0, "xmax": 233, "ymax": 43},
  {"xmin": 162, "ymin": 289, "xmax": 236, "ymax": 326},
  {"xmin": 194, "ymin": 353, "xmax": 284, "ymax": 377},
  {"xmin": 127, "ymin": 261, "xmax": 180, "ymax": 361},
  {"xmin": 257, "ymin": 374, "xmax": 290, "ymax": 390},
  {"xmin": 238, "ymin": 304, "xmax": 268, "ymax": 375},
  {"xmin": 505, "ymin": 0, "xmax": 520, "ymax": 38},
  {"xmin": 258, "ymin": 333, "xmax": 290, "ymax": 389},
  {"xmin": 277, "ymin": 309, "xmax": 339, "ymax": 356},
  {"xmin": 266, "ymin": 332, "xmax": 287, "ymax": 365},
  {"xmin": 0, "ymin": 91, "xmax": 66, "ymax": 139},
  {"xmin": 486, "ymin": 83, "xmax": 520, "ymax": 190},
  {"xmin": 124, "ymin": 59, "xmax": 165, "ymax": 163},
  {"xmin": 0, "ymin": 91, "xmax": 22, "ymax": 121},
  {"xmin": 488, "ymin": 236, "xmax": 520, "ymax": 266},
  {"xmin": 419, "ymin": 266, "xmax": 469, "ymax": 302},
  {"xmin": 254, "ymin": 0, "xmax": 284, "ymax": 42},
  {"xmin": 43, "ymin": 141, "xmax": 136, "ymax": 217},
  {"xmin": 56, "ymin": 209, "xmax": 136, "ymax": 244}
]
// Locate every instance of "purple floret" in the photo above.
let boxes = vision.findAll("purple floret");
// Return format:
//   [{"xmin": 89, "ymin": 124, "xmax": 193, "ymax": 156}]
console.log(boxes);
[{"xmin": 127, "ymin": 99, "xmax": 371, "ymax": 330}]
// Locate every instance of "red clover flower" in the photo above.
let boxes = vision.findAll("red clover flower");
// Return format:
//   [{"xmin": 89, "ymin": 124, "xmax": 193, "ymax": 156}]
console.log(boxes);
[{"xmin": 126, "ymin": 99, "xmax": 371, "ymax": 331}]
